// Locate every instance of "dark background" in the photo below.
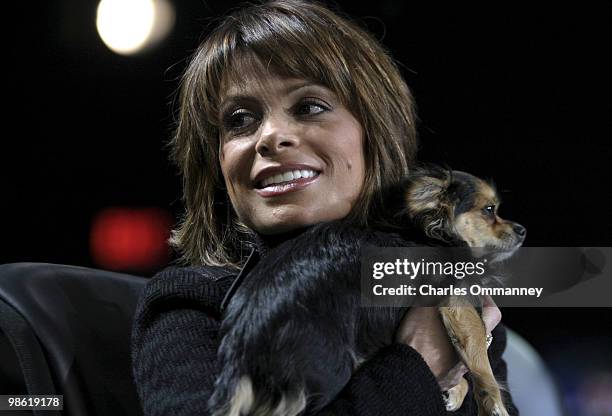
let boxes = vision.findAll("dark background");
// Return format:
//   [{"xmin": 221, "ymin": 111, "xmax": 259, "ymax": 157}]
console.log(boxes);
[{"xmin": 3, "ymin": 1, "xmax": 611, "ymax": 413}]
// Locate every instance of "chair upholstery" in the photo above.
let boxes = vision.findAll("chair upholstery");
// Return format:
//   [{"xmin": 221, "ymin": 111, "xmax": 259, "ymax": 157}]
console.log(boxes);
[{"xmin": 0, "ymin": 263, "xmax": 147, "ymax": 416}]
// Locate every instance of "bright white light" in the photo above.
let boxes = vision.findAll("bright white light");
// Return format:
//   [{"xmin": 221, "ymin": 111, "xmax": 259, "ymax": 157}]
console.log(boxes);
[{"xmin": 96, "ymin": 0, "xmax": 174, "ymax": 55}]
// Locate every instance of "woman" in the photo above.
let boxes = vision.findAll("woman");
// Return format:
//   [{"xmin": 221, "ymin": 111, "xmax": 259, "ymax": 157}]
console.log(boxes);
[{"xmin": 131, "ymin": 1, "xmax": 518, "ymax": 414}]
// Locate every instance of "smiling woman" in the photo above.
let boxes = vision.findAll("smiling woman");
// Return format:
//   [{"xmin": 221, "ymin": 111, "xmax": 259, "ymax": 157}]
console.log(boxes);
[
  {"xmin": 130, "ymin": 1, "xmax": 517, "ymax": 415},
  {"xmin": 219, "ymin": 76, "xmax": 365, "ymax": 234}
]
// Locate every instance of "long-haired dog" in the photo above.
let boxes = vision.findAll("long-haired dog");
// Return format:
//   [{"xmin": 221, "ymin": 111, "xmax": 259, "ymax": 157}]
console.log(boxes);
[
  {"xmin": 400, "ymin": 167, "xmax": 526, "ymax": 415},
  {"xmin": 208, "ymin": 166, "xmax": 526, "ymax": 416}
]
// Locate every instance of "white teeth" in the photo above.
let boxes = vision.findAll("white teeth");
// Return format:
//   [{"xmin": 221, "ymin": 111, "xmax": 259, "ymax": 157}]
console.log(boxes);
[
  {"xmin": 260, "ymin": 169, "xmax": 318, "ymax": 188},
  {"xmin": 281, "ymin": 171, "xmax": 295, "ymax": 182}
]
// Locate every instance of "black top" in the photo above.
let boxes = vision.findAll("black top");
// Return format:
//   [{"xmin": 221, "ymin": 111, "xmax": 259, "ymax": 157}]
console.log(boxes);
[{"xmin": 130, "ymin": 229, "xmax": 518, "ymax": 415}]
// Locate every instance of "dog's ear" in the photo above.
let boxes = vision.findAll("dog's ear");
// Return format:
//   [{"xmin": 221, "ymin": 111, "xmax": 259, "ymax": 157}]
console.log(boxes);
[
  {"xmin": 402, "ymin": 166, "xmax": 457, "ymax": 242},
  {"xmin": 404, "ymin": 167, "xmax": 453, "ymax": 218}
]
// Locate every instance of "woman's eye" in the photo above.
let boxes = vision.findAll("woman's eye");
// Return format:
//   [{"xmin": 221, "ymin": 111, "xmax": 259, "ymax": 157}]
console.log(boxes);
[
  {"xmin": 294, "ymin": 100, "xmax": 328, "ymax": 116},
  {"xmin": 224, "ymin": 109, "xmax": 257, "ymax": 131},
  {"xmin": 483, "ymin": 205, "xmax": 496, "ymax": 216}
]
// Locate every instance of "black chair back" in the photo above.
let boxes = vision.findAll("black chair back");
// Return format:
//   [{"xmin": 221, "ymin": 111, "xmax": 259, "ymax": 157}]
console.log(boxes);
[{"xmin": 0, "ymin": 263, "xmax": 147, "ymax": 416}]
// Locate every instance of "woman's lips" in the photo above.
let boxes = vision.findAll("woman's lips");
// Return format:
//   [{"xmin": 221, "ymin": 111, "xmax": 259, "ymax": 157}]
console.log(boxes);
[{"xmin": 254, "ymin": 174, "xmax": 320, "ymax": 197}]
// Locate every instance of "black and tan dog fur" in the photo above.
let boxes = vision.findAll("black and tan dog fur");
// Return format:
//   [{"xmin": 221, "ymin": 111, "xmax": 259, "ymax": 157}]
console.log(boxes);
[
  {"xmin": 209, "ymin": 166, "xmax": 526, "ymax": 416},
  {"xmin": 401, "ymin": 167, "xmax": 525, "ymax": 415}
]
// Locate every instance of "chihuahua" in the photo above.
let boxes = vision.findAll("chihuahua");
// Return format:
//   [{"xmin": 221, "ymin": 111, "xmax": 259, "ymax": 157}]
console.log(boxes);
[{"xmin": 402, "ymin": 167, "xmax": 525, "ymax": 414}]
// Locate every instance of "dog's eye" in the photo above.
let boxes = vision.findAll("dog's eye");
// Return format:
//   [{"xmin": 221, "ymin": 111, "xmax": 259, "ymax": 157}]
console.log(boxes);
[{"xmin": 483, "ymin": 205, "xmax": 496, "ymax": 216}]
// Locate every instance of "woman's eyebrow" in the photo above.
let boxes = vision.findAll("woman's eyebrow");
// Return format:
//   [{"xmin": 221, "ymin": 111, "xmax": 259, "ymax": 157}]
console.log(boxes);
[
  {"xmin": 282, "ymin": 81, "xmax": 318, "ymax": 95},
  {"xmin": 223, "ymin": 82, "xmax": 321, "ymax": 103},
  {"xmin": 219, "ymin": 82, "xmax": 328, "ymax": 114},
  {"xmin": 220, "ymin": 95, "xmax": 257, "ymax": 111}
]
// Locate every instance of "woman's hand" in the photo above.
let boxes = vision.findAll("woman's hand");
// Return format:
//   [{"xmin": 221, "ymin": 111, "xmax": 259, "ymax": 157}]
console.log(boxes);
[{"xmin": 394, "ymin": 295, "xmax": 502, "ymax": 391}]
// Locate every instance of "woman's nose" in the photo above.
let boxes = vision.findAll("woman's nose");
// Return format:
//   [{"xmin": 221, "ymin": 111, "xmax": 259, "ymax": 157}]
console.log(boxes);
[{"xmin": 255, "ymin": 116, "xmax": 299, "ymax": 156}]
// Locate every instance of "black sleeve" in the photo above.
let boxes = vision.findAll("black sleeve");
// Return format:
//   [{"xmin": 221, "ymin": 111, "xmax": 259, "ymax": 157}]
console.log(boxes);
[
  {"xmin": 131, "ymin": 267, "xmax": 234, "ymax": 416},
  {"xmin": 317, "ymin": 343, "xmax": 448, "ymax": 415},
  {"xmin": 132, "ymin": 307, "xmax": 223, "ymax": 415}
]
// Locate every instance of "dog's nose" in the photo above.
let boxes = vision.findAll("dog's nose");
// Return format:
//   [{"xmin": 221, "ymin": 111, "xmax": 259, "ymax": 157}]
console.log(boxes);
[{"xmin": 512, "ymin": 223, "xmax": 526, "ymax": 237}]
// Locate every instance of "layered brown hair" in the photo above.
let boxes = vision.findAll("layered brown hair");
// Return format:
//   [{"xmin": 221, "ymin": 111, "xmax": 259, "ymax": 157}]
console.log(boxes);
[{"xmin": 170, "ymin": 0, "xmax": 419, "ymax": 268}]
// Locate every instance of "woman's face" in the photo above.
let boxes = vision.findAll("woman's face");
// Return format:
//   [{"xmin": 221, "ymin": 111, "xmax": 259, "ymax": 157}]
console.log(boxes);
[{"xmin": 218, "ymin": 75, "xmax": 365, "ymax": 234}]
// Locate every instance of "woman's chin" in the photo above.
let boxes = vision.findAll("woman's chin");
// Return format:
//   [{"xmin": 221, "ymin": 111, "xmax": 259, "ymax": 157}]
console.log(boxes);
[
  {"xmin": 252, "ymin": 218, "xmax": 312, "ymax": 235},
  {"xmin": 248, "ymin": 202, "xmax": 353, "ymax": 235}
]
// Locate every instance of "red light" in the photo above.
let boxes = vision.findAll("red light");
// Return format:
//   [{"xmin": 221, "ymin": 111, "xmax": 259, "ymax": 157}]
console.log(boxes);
[{"xmin": 90, "ymin": 207, "xmax": 173, "ymax": 272}]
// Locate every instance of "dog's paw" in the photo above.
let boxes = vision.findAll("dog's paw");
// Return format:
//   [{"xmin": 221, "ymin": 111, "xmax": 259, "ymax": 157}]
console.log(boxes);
[
  {"xmin": 443, "ymin": 379, "xmax": 469, "ymax": 412},
  {"xmin": 442, "ymin": 389, "xmax": 461, "ymax": 411},
  {"xmin": 491, "ymin": 403, "xmax": 510, "ymax": 416},
  {"xmin": 442, "ymin": 391, "xmax": 452, "ymax": 410},
  {"xmin": 443, "ymin": 392, "xmax": 461, "ymax": 412}
]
